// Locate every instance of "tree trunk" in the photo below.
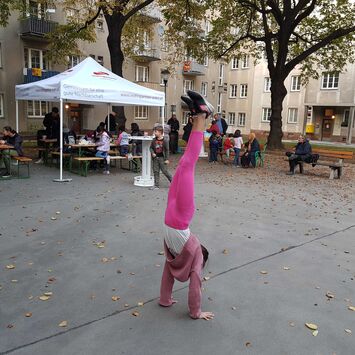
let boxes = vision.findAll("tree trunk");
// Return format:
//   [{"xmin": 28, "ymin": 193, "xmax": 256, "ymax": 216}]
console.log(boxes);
[
  {"xmin": 105, "ymin": 12, "xmax": 126, "ymax": 128},
  {"xmin": 267, "ymin": 77, "xmax": 287, "ymax": 149}
]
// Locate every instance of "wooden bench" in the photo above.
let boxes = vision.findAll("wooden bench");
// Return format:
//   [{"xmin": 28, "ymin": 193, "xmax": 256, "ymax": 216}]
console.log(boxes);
[
  {"xmin": 12, "ymin": 156, "xmax": 32, "ymax": 178},
  {"xmin": 291, "ymin": 149, "xmax": 353, "ymax": 179},
  {"xmin": 73, "ymin": 155, "xmax": 143, "ymax": 176}
]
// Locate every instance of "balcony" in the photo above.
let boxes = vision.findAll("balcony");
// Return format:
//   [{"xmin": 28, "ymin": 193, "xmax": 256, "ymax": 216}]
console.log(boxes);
[
  {"xmin": 136, "ymin": 81, "xmax": 164, "ymax": 91},
  {"xmin": 132, "ymin": 47, "xmax": 161, "ymax": 62},
  {"xmin": 20, "ymin": 16, "xmax": 58, "ymax": 39},
  {"xmin": 182, "ymin": 61, "xmax": 205, "ymax": 76},
  {"xmin": 23, "ymin": 68, "xmax": 60, "ymax": 83}
]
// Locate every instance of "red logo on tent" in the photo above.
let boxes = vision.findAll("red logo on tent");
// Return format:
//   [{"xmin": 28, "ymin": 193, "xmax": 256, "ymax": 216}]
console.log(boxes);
[{"xmin": 93, "ymin": 71, "xmax": 110, "ymax": 76}]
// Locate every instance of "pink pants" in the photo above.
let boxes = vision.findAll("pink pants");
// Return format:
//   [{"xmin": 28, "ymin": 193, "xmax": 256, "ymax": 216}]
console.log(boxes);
[{"xmin": 164, "ymin": 131, "xmax": 203, "ymax": 230}]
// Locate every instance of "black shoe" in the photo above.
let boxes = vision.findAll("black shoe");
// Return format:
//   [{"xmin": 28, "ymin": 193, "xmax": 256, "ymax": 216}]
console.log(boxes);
[
  {"xmin": 181, "ymin": 90, "xmax": 214, "ymax": 119},
  {"xmin": 1, "ymin": 172, "xmax": 11, "ymax": 178}
]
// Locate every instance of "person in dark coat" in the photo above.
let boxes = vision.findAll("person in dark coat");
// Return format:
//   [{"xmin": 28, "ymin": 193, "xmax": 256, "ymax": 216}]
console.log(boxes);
[
  {"xmin": 130, "ymin": 122, "xmax": 143, "ymax": 155},
  {"xmin": 182, "ymin": 116, "xmax": 193, "ymax": 143},
  {"xmin": 167, "ymin": 114, "xmax": 180, "ymax": 154},
  {"xmin": 43, "ymin": 107, "xmax": 59, "ymax": 138},
  {"xmin": 287, "ymin": 135, "xmax": 312, "ymax": 175}
]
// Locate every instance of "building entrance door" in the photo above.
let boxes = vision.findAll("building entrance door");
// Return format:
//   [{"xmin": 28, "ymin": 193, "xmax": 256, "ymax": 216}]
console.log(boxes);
[{"xmin": 322, "ymin": 119, "xmax": 333, "ymax": 140}]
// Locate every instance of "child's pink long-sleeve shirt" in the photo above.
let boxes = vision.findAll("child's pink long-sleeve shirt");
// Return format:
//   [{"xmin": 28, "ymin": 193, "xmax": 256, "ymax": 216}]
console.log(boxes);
[{"xmin": 159, "ymin": 234, "xmax": 203, "ymax": 319}]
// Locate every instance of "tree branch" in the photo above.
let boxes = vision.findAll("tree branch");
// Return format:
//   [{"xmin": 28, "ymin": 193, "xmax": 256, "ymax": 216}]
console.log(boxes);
[
  {"xmin": 291, "ymin": 0, "xmax": 317, "ymax": 32},
  {"xmin": 123, "ymin": 0, "xmax": 155, "ymax": 22},
  {"xmin": 266, "ymin": 0, "xmax": 283, "ymax": 24},
  {"xmin": 285, "ymin": 25, "xmax": 355, "ymax": 74},
  {"xmin": 77, "ymin": 6, "xmax": 102, "ymax": 33},
  {"xmin": 291, "ymin": 31, "xmax": 313, "ymax": 45},
  {"xmin": 260, "ymin": 0, "xmax": 275, "ymax": 73}
]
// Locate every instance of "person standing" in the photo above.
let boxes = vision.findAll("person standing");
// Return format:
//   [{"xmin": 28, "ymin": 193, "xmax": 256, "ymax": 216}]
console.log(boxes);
[
  {"xmin": 167, "ymin": 114, "xmax": 180, "ymax": 154},
  {"xmin": 43, "ymin": 107, "xmax": 59, "ymax": 139},
  {"xmin": 233, "ymin": 129, "xmax": 243, "ymax": 167},
  {"xmin": 150, "ymin": 125, "xmax": 172, "ymax": 190},
  {"xmin": 213, "ymin": 113, "xmax": 228, "ymax": 136},
  {"xmin": 105, "ymin": 111, "xmax": 117, "ymax": 135},
  {"xmin": 182, "ymin": 116, "xmax": 193, "ymax": 143}
]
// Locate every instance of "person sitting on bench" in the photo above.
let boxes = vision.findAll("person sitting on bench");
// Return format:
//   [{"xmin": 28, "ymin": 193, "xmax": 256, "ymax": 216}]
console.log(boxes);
[
  {"xmin": 286, "ymin": 135, "xmax": 312, "ymax": 175},
  {"xmin": 0, "ymin": 126, "xmax": 24, "ymax": 178}
]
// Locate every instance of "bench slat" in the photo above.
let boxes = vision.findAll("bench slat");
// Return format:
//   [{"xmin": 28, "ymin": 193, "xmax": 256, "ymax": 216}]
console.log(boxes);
[
  {"xmin": 12, "ymin": 156, "xmax": 32, "ymax": 162},
  {"xmin": 74, "ymin": 157, "xmax": 104, "ymax": 161}
]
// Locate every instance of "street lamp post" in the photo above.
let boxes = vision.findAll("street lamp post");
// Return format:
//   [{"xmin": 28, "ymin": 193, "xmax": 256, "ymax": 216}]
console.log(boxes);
[{"xmin": 161, "ymin": 69, "xmax": 170, "ymax": 123}]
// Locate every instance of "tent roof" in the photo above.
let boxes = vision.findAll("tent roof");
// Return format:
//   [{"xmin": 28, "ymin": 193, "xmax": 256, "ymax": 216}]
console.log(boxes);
[{"xmin": 15, "ymin": 57, "xmax": 164, "ymax": 106}]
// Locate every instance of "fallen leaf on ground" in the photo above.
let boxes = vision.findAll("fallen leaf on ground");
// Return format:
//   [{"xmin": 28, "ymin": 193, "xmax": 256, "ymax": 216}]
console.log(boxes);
[
  {"xmin": 260, "ymin": 270, "xmax": 268, "ymax": 275},
  {"xmin": 25, "ymin": 312, "xmax": 32, "ymax": 317},
  {"xmin": 11, "ymin": 280, "xmax": 18, "ymax": 283},
  {"xmin": 312, "ymin": 330, "xmax": 319, "ymax": 336},
  {"xmin": 132, "ymin": 311, "xmax": 140, "ymax": 317},
  {"xmin": 305, "ymin": 323, "xmax": 318, "ymax": 330},
  {"xmin": 39, "ymin": 295, "xmax": 50, "ymax": 301},
  {"xmin": 111, "ymin": 296, "xmax": 120, "ymax": 301},
  {"xmin": 7, "ymin": 324, "xmax": 14, "ymax": 328},
  {"xmin": 245, "ymin": 342, "xmax": 251, "ymax": 347},
  {"xmin": 348, "ymin": 306, "xmax": 355, "ymax": 311},
  {"xmin": 56, "ymin": 211, "xmax": 61, "ymax": 215},
  {"xmin": 326, "ymin": 291, "xmax": 335, "ymax": 299},
  {"xmin": 283, "ymin": 267, "xmax": 290, "ymax": 270},
  {"xmin": 203, "ymin": 276, "xmax": 210, "ymax": 281},
  {"xmin": 58, "ymin": 320, "xmax": 67, "ymax": 327},
  {"xmin": 289, "ymin": 322, "xmax": 295, "ymax": 327},
  {"xmin": 344, "ymin": 329, "xmax": 352, "ymax": 334},
  {"xmin": 6, "ymin": 264, "xmax": 15, "ymax": 270},
  {"xmin": 137, "ymin": 302, "xmax": 144, "ymax": 306},
  {"xmin": 44, "ymin": 292, "xmax": 53, "ymax": 296},
  {"xmin": 158, "ymin": 251, "xmax": 164, "ymax": 255},
  {"xmin": 51, "ymin": 217, "xmax": 57, "ymax": 220},
  {"xmin": 124, "ymin": 304, "xmax": 129, "ymax": 307},
  {"xmin": 222, "ymin": 249, "xmax": 229, "ymax": 255}
]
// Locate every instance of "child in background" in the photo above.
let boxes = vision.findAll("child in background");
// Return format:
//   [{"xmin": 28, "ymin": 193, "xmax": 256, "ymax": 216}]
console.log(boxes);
[
  {"xmin": 209, "ymin": 130, "xmax": 221, "ymax": 163},
  {"xmin": 223, "ymin": 133, "xmax": 234, "ymax": 159},
  {"xmin": 116, "ymin": 125, "xmax": 130, "ymax": 156},
  {"xmin": 150, "ymin": 125, "xmax": 172, "ymax": 190},
  {"xmin": 95, "ymin": 125, "xmax": 111, "ymax": 175},
  {"xmin": 233, "ymin": 129, "xmax": 244, "ymax": 167}
]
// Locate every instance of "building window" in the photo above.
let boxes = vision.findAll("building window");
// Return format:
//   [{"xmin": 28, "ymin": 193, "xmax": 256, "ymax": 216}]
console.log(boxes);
[
  {"xmin": 97, "ymin": 20, "xmax": 104, "ymax": 31},
  {"xmin": 24, "ymin": 48, "xmax": 48, "ymax": 70},
  {"xmin": 68, "ymin": 55, "xmax": 80, "ymax": 68},
  {"xmin": 201, "ymin": 82, "xmax": 208, "ymax": 97},
  {"xmin": 262, "ymin": 108, "xmax": 272, "ymax": 122},
  {"xmin": 241, "ymin": 54, "xmax": 249, "ymax": 69},
  {"xmin": 218, "ymin": 64, "xmax": 224, "ymax": 86},
  {"xmin": 291, "ymin": 75, "xmax": 301, "ymax": 91},
  {"xmin": 342, "ymin": 109, "xmax": 349, "ymax": 127},
  {"xmin": 134, "ymin": 106, "xmax": 148, "ymax": 119},
  {"xmin": 97, "ymin": 56, "xmax": 104, "ymax": 66},
  {"xmin": 228, "ymin": 112, "xmax": 236, "ymax": 125},
  {"xmin": 135, "ymin": 66, "xmax": 149, "ymax": 82},
  {"xmin": 27, "ymin": 100, "xmax": 48, "ymax": 118},
  {"xmin": 322, "ymin": 72, "xmax": 339, "ymax": 89},
  {"xmin": 287, "ymin": 108, "xmax": 298, "ymax": 123},
  {"xmin": 0, "ymin": 94, "xmax": 4, "ymax": 117},
  {"xmin": 240, "ymin": 84, "xmax": 248, "ymax": 98},
  {"xmin": 231, "ymin": 57, "xmax": 239, "ymax": 69},
  {"xmin": 217, "ymin": 93, "xmax": 222, "ymax": 113},
  {"xmin": 264, "ymin": 77, "xmax": 271, "ymax": 92},
  {"xmin": 238, "ymin": 112, "xmax": 246, "ymax": 126},
  {"xmin": 182, "ymin": 111, "xmax": 189, "ymax": 125},
  {"xmin": 183, "ymin": 79, "xmax": 194, "ymax": 94},
  {"xmin": 211, "ymin": 81, "xmax": 215, "ymax": 92},
  {"xmin": 229, "ymin": 84, "xmax": 237, "ymax": 98},
  {"xmin": 203, "ymin": 56, "xmax": 209, "ymax": 67}
]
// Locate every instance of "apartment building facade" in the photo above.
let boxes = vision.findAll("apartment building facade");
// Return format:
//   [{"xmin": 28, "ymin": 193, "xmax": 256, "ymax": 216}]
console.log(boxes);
[{"xmin": 0, "ymin": 3, "xmax": 354, "ymax": 142}]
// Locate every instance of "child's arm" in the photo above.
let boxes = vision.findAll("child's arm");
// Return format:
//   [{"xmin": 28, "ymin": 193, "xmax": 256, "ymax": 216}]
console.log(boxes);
[{"xmin": 150, "ymin": 140, "xmax": 156, "ymax": 157}]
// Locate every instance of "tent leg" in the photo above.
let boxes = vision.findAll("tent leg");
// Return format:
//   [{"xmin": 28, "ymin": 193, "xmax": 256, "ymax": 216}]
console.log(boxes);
[
  {"xmin": 53, "ymin": 99, "xmax": 72, "ymax": 182},
  {"xmin": 16, "ymin": 100, "xmax": 19, "ymax": 132}
]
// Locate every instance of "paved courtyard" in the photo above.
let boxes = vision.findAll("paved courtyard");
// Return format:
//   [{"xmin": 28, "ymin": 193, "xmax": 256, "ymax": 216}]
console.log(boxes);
[{"xmin": 0, "ymin": 155, "xmax": 354, "ymax": 355}]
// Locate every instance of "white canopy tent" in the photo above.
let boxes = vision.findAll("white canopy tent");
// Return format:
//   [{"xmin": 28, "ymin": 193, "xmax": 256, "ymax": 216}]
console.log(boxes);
[{"xmin": 15, "ymin": 57, "xmax": 165, "ymax": 182}]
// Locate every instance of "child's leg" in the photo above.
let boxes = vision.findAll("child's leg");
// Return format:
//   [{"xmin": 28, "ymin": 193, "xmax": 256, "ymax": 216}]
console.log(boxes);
[
  {"xmin": 160, "ymin": 158, "xmax": 172, "ymax": 182},
  {"xmin": 165, "ymin": 116, "xmax": 204, "ymax": 229},
  {"xmin": 153, "ymin": 158, "xmax": 160, "ymax": 187}
]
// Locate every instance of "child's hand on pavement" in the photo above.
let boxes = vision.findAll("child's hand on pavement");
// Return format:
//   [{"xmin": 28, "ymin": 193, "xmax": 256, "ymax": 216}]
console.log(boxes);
[{"xmin": 199, "ymin": 311, "xmax": 214, "ymax": 320}]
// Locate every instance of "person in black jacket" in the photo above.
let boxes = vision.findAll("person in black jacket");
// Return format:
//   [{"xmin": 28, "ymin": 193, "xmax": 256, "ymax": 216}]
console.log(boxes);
[
  {"xmin": 287, "ymin": 135, "xmax": 312, "ymax": 175},
  {"xmin": 43, "ymin": 107, "xmax": 59, "ymax": 138},
  {"xmin": 213, "ymin": 113, "xmax": 228, "ymax": 136},
  {"xmin": 182, "ymin": 116, "xmax": 193, "ymax": 143},
  {"xmin": 130, "ymin": 122, "xmax": 143, "ymax": 155},
  {"xmin": 167, "ymin": 114, "xmax": 180, "ymax": 154}
]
